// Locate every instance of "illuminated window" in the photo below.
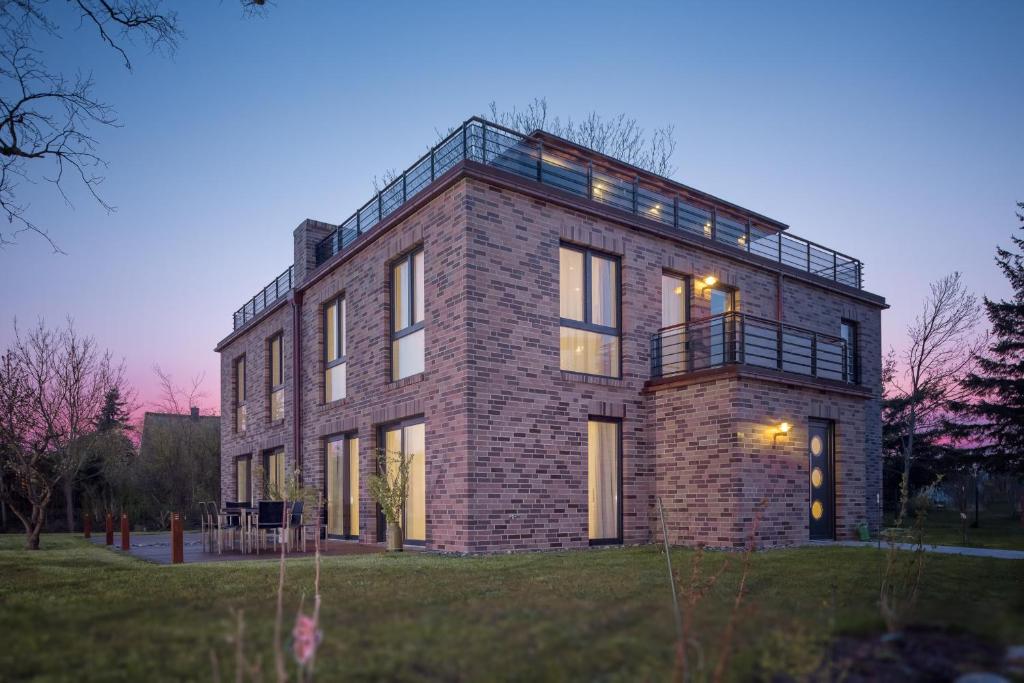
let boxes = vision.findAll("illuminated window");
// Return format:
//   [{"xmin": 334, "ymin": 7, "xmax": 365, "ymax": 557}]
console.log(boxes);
[
  {"xmin": 236, "ymin": 456, "xmax": 251, "ymax": 503},
  {"xmin": 269, "ymin": 333, "xmax": 284, "ymax": 421},
  {"xmin": 325, "ymin": 296, "xmax": 347, "ymax": 401},
  {"xmin": 381, "ymin": 420, "xmax": 425, "ymax": 543},
  {"xmin": 559, "ymin": 245, "xmax": 620, "ymax": 377},
  {"xmin": 391, "ymin": 249, "xmax": 424, "ymax": 381},
  {"xmin": 326, "ymin": 435, "xmax": 359, "ymax": 538},
  {"xmin": 234, "ymin": 356, "xmax": 246, "ymax": 432},
  {"xmin": 588, "ymin": 419, "xmax": 621, "ymax": 543},
  {"xmin": 264, "ymin": 448, "xmax": 285, "ymax": 498}
]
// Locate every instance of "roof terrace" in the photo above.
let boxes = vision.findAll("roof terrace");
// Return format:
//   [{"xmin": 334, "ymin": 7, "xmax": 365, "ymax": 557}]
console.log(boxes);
[{"xmin": 232, "ymin": 117, "xmax": 865, "ymax": 331}]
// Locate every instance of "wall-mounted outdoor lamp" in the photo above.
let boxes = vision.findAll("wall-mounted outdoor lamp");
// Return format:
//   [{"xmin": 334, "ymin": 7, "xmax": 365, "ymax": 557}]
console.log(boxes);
[
  {"xmin": 772, "ymin": 421, "xmax": 791, "ymax": 447},
  {"xmin": 702, "ymin": 275, "xmax": 717, "ymax": 287}
]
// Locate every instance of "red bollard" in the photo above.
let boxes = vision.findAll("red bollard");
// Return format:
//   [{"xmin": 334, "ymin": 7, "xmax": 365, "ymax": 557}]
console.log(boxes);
[
  {"xmin": 171, "ymin": 513, "xmax": 184, "ymax": 564},
  {"xmin": 120, "ymin": 513, "xmax": 130, "ymax": 551},
  {"xmin": 105, "ymin": 513, "xmax": 113, "ymax": 545},
  {"xmin": 83, "ymin": 513, "xmax": 92, "ymax": 539}
]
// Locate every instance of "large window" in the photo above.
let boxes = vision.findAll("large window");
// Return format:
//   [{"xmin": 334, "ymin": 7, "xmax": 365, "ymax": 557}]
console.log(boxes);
[
  {"xmin": 269, "ymin": 334, "xmax": 284, "ymax": 421},
  {"xmin": 325, "ymin": 296, "xmax": 347, "ymax": 402},
  {"xmin": 660, "ymin": 273, "xmax": 688, "ymax": 375},
  {"xmin": 588, "ymin": 419, "xmax": 622, "ymax": 543},
  {"xmin": 840, "ymin": 320, "xmax": 858, "ymax": 383},
  {"xmin": 235, "ymin": 456, "xmax": 252, "ymax": 504},
  {"xmin": 234, "ymin": 356, "xmax": 247, "ymax": 432},
  {"xmin": 560, "ymin": 245, "xmax": 620, "ymax": 377},
  {"xmin": 326, "ymin": 435, "xmax": 359, "ymax": 538},
  {"xmin": 391, "ymin": 250, "xmax": 425, "ymax": 381},
  {"xmin": 264, "ymin": 448, "xmax": 285, "ymax": 498},
  {"xmin": 380, "ymin": 420, "xmax": 425, "ymax": 544}
]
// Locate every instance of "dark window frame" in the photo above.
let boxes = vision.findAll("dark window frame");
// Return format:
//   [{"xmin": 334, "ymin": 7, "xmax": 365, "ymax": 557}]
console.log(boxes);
[
  {"xmin": 262, "ymin": 447, "xmax": 286, "ymax": 494},
  {"xmin": 235, "ymin": 454, "xmax": 252, "ymax": 504},
  {"xmin": 268, "ymin": 332, "xmax": 284, "ymax": 391},
  {"xmin": 324, "ymin": 295, "xmax": 347, "ymax": 371},
  {"xmin": 661, "ymin": 270, "xmax": 691, "ymax": 327},
  {"xmin": 376, "ymin": 416, "xmax": 426, "ymax": 546},
  {"xmin": 559, "ymin": 243, "xmax": 623, "ymax": 377},
  {"xmin": 840, "ymin": 319, "xmax": 859, "ymax": 384},
  {"xmin": 587, "ymin": 416, "xmax": 624, "ymax": 546},
  {"xmin": 234, "ymin": 354, "xmax": 247, "ymax": 433},
  {"xmin": 390, "ymin": 248, "xmax": 425, "ymax": 380},
  {"xmin": 324, "ymin": 433, "xmax": 359, "ymax": 540}
]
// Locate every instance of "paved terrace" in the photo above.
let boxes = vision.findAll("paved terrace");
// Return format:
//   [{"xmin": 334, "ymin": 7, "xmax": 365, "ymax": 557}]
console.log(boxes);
[{"xmin": 88, "ymin": 531, "xmax": 381, "ymax": 565}]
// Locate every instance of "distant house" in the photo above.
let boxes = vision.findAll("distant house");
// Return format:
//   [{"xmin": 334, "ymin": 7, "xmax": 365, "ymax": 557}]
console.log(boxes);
[
  {"xmin": 215, "ymin": 116, "xmax": 885, "ymax": 552},
  {"xmin": 138, "ymin": 408, "xmax": 220, "ymax": 521}
]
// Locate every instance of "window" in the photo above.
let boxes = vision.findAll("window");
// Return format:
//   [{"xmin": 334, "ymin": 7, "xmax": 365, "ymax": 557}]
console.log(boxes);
[
  {"xmin": 588, "ymin": 419, "xmax": 622, "ymax": 543},
  {"xmin": 269, "ymin": 334, "xmax": 284, "ymax": 421},
  {"xmin": 234, "ymin": 356, "xmax": 247, "ymax": 432},
  {"xmin": 264, "ymin": 448, "xmax": 285, "ymax": 498},
  {"xmin": 559, "ymin": 245, "xmax": 620, "ymax": 377},
  {"xmin": 391, "ymin": 250, "xmax": 425, "ymax": 380},
  {"xmin": 840, "ymin": 320, "xmax": 858, "ymax": 383},
  {"xmin": 660, "ymin": 274, "xmax": 688, "ymax": 375},
  {"xmin": 235, "ymin": 456, "xmax": 252, "ymax": 504},
  {"xmin": 325, "ymin": 297, "xmax": 347, "ymax": 401},
  {"xmin": 379, "ymin": 420, "xmax": 425, "ymax": 544},
  {"xmin": 326, "ymin": 435, "xmax": 359, "ymax": 538}
]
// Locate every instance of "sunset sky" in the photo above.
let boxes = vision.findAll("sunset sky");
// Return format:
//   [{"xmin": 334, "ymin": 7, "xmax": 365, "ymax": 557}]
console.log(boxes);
[{"xmin": 1, "ymin": 1, "xmax": 1021, "ymax": 414}]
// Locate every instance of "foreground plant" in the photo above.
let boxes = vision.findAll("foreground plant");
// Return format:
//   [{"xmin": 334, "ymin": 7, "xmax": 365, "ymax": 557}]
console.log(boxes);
[
  {"xmin": 879, "ymin": 478, "xmax": 936, "ymax": 633},
  {"xmin": 368, "ymin": 447, "xmax": 413, "ymax": 552}
]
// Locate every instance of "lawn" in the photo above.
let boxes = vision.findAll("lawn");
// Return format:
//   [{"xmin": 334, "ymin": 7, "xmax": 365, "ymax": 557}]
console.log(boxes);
[
  {"xmin": 1, "ymin": 535, "xmax": 1022, "ymax": 682},
  {"xmin": 905, "ymin": 505, "xmax": 1024, "ymax": 551}
]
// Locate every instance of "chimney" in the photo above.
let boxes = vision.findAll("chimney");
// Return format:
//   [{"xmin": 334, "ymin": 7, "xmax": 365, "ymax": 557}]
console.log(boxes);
[
  {"xmin": 190, "ymin": 406, "xmax": 199, "ymax": 420},
  {"xmin": 293, "ymin": 219, "xmax": 337, "ymax": 285}
]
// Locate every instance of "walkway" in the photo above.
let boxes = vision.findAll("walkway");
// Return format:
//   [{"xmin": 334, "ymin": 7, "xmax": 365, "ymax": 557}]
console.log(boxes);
[
  {"xmin": 87, "ymin": 530, "xmax": 381, "ymax": 565},
  {"xmin": 830, "ymin": 540, "xmax": 1024, "ymax": 560}
]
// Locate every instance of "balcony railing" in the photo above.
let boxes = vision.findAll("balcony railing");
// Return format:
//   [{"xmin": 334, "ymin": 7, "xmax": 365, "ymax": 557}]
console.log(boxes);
[
  {"xmin": 651, "ymin": 312, "xmax": 858, "ymax": 384},
  {"xmin": 232, "ymin": 266, "xmax": 293, "ymax": 331},
  {"xmin": 313, "ymin": 117, "xmax": 864, "ymax": 289}
]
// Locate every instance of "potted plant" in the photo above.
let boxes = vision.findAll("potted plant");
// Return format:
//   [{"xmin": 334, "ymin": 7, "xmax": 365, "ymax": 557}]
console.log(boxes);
[{"xmin": 368, "ymin": 447, "xmax": 412, "ymax": 552}]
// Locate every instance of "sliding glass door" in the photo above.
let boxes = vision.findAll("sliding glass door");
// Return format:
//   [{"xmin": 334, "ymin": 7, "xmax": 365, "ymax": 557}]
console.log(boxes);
[{"xmin": 326, "ymin": 436, "xmax": 360, "ymax": 538}]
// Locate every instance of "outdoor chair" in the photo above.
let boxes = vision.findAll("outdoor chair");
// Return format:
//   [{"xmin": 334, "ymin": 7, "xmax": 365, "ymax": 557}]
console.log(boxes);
[
  {"xmin": 255, "ymin": 501, "xmax": 285, "ymax": 554},
  {"xmin": 289, "ymin": 500, "xmax": 320, "ymax": 553},
  {"xmin": 218, "ymin": 502, "xmax": 244, "ymax": 553}
]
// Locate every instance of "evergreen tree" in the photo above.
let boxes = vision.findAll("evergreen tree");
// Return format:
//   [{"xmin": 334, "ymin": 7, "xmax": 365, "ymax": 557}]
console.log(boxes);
[
  {"xmin": 950, "ymin": 203, "xmax": 1024, "ymax": 476},
  {"xmin": 95, "ymin": 387, "xmax": 132, "ymax": 433}
]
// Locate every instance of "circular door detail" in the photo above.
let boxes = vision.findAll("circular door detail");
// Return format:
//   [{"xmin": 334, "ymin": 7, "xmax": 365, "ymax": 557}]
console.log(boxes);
[
  {"xmin": 811, "ymin": 467, "xmax": 824, "ymax": 488},
  {"xmin": 811, "ymin": 500, "xmax": 824, "ymax": 520},
  {"xmin": 810, "ymin": 435, "xmax": 824, "ymax": 456}
]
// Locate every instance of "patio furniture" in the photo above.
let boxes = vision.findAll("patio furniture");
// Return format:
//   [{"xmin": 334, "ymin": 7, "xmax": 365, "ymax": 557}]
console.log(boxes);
[
  {"xmin": 289, "ymin": 501, "xmax": 321, "ymax": 553},
  {"xmin": 255, "ymin": 501, "xmax": 286, "ymax": 554},
  {"xmin": 200, "ymin": 501, "xmax": 218, "ymax": 553},
  {"xmin": 218, "ymin": 502, "xmax": 245, "ymax": 554}
]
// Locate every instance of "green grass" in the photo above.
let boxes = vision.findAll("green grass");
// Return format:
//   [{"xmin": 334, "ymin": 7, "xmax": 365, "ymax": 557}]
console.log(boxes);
[
  {"xmin": 887, "ymin": 505, "xmax": 1024, "ymax": 551},
  {"xmin": 1, "ymin": 535, "xmax": 1022, "ymax": 682}
]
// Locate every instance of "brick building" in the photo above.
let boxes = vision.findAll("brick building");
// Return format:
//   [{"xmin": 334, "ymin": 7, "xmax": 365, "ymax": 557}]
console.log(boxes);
[{"xmin": 215, "ymin": 118, "xmax": 886, "ymax": 552}]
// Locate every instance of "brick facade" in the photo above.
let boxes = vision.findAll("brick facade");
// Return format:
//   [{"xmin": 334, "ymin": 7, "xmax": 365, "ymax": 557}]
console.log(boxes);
[{"xmin": 217, "ymin": 144, "xmax": 885, "ymax": 553}]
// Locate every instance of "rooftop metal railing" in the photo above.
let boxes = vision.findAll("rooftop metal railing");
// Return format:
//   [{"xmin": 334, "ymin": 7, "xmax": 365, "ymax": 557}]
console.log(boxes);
[
  {"xmin": 232, "ymin": 266, "xmax": 293, "ymax": 330},
  {"xmin": 650, "ymin": 312, "xmax": 858, "ymax": 384},
  {"xmin": 313, "ymin": 117, "xmax": 863, "ymax": 289},
  {"xmin": 233, "ymin": 117, "xmax": 866, "ymax": 331}
]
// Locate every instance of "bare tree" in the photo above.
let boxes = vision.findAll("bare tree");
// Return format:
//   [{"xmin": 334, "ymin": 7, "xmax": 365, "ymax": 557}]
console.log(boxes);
[
  {"xmin": 885, "ymin": 272, "xmax": 983, "ymax": 517},
  {"xmin": 487, "ymin": 98, "xmax": 678, "ymax": 177},
  {"xmin": 0, "ymin": 1, "xmax": 264, "ymax": 251},
  {"xmin": 0, "ymin": 319, "xmax": 127, "ymax": 548},
  {"xmin": 152, "ymin": 364, "xmax": 207, "ymax": 415}
]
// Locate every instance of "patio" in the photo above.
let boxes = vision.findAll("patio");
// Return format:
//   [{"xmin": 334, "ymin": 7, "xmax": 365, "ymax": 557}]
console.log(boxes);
[{"xmin": 87, "ymin": 530, "xmax": 381, "ymax": 565}]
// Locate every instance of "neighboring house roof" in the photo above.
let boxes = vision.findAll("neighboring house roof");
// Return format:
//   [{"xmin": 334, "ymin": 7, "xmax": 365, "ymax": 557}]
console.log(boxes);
[{"xmin": 139, "ymin": 409, "xmax": 220, "ymax": 458}]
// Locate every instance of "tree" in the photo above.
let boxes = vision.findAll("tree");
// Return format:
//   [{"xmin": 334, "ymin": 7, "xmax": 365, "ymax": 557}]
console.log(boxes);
[
  {"xmin": 0, "ymin": 0, "xmax": 266, "ymax": 251},
  {"xmin": 885, "ymin": 273, "xmax": 983, "ymax": 517},
  {"xmin": 949, "ymin": 204, "xmax": 1024, "ymax": 479},
  {"xmin": 0, "ymin": 320, "xmax": 126, "ymax": 548},
  {"xmin": 486, "ymin": 98, "xmax": 678, "ymax": 177}
]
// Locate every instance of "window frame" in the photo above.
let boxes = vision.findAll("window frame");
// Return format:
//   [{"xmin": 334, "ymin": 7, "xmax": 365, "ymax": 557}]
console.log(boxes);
[
  {"xmin": 324, "ymin": 295, "xmax": 347, "ymax": 402},
  {"xmin": 559, "ymin": 243, "xmax": 622, "ymax": 377},
  {"xmin": 263, "ymin": 448, "xmax": 286, "ymax": 496},
  {"xmin": 840, "ymin": 319, "xmax": 859, "ymax": 384},
  {"xmin": 324, "ymin": 433, "xmax": 359, "ymax": 540},
  {"xmin": 390, "ymin": 248, "xmax": 425, "ymax": 381},
  {"xmin": 376, "ymin": 416, "xmax": 426, "ymax": 545},
  {"xmin": 587, "ymin": 416, "xmax": 624, "ymax": 546},
  {"xmin": 661, "ymin": 271, "xmax": 691, "ymax": 328},
  {"xmin": 235, "ymin": 454, "xmax": 252, "ymax": 504},
  {"xmin": 234, "ymin": 355, "xmax": 247, "ymax": 433}
]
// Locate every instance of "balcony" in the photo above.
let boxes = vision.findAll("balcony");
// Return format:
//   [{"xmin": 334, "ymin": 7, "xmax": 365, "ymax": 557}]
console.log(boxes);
[
  {"xmin": 650, "ymin": 312, "xmax": 858, "ymax": 385},
  {"xmin": 232, "ymin": 266, "xmax": 293, "ymax": 331},
  {"xmin": 313, "ymin": 117, "xmax": 864, "ymax": 289}
]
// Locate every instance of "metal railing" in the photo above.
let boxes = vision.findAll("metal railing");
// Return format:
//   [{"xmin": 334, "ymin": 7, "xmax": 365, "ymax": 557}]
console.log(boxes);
[
  {"xmin": 651, "ymin": 312, "xmax": 857, "ymax": 383},
  {"xmin": 232, "ymin": 266, "xmax": 293, "ymax": 330},
  {"xmin": 313, "ymin": 117, "xmax": 863, "ymax": 289}
]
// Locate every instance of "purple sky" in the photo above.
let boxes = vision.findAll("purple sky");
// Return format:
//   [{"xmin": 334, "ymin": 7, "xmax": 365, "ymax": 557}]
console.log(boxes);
[{"xmin": 1, "ymin": 1, "xmax": 1021, "ymax": 414}]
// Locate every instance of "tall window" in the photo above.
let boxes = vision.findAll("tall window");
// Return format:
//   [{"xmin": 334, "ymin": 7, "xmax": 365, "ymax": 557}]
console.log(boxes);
[
  {"xmin": 269, "ymin": 334, "xmax": 284, "ymax": 421},
  {"xmin": 560, "ymin": 245, "xmax": 620, "ymax": 377},
  {"xmin": 391, "ymin": 249, "xmax": 425, "ymax": 380},
  {"xmin": 588, "ymin": 419, "xmax": 621, "ymax": 543},
  {"xmin": 660, "ymin": 274, "xmax": 688, "ymax": 375},
  {"xmin": 234, "ymin": 356, "xmax": 247, "ymax": 432},
  {"xmin": 235, "ymin": 456, "xmax": 252, "ymax": 504},
  {"xmin": 840, "ymin": 320, "xmax": 858, "ymax": 383},
  {"xmin": 264, "ymin": 448, "xmax": 285, "ymax": 497},
  {"xmin": 326, "ymin": 435, "xmax": 359, "ymax": 538},
  {"xmin": 325, "ymin": 296, "xmax": 347, "ymax": 401},
  {"xmin": 380, "ymin": 420, "xmax": 425, "ymax": 544}
]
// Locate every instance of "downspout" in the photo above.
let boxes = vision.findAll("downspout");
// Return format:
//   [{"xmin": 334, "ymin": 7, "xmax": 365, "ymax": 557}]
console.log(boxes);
[{"xmin": 292, "ymin": 289, "xmax": 304, "ymax": 480}]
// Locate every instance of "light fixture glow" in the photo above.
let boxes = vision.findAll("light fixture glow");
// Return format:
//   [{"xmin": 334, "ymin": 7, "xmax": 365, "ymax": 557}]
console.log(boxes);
[
  {"xmin": 779, "ymin": 422, "xmax": 791, "ymax": 434},
  {"xmin": 674, "ymin": 286, "xmax": 683, "ymax": 295},
  {"xmin": 703, "ymin": 276, "xmax": 717, "ymax": 287}
]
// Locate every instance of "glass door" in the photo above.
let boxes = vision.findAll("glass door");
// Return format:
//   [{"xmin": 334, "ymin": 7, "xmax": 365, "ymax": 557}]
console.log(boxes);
[
  {"xmin": 381, "ymin": 421, "xmax": 426, "ymax": 544},
  {"xmin": 661, "ymin": 274, "xmax": 687, "ymax": 375},
  {"xmin": 588, "ymin": 419, "xmax": 621, "ymax": 543},
  {"xmin": 326, "ymin": 436, "xmax": 359, "ymax": 538},
  {"xmin": 709, "ymin": 287, "xmax": 734, "ymax": 366}
]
